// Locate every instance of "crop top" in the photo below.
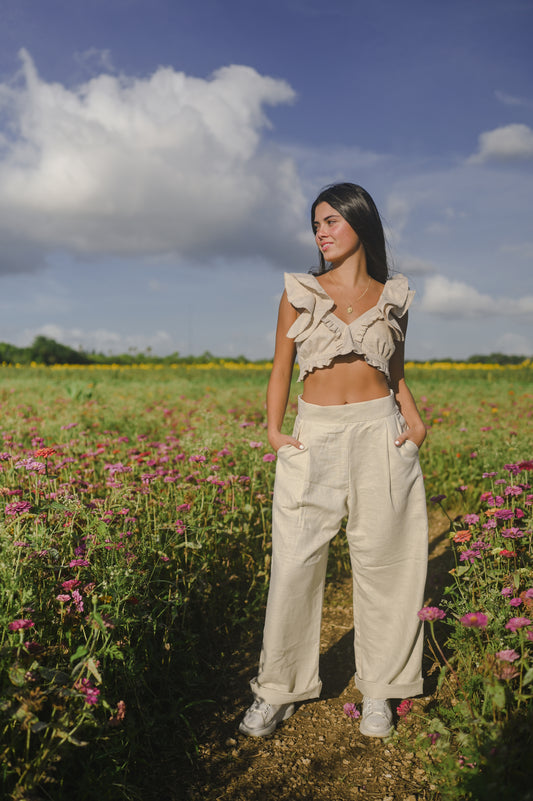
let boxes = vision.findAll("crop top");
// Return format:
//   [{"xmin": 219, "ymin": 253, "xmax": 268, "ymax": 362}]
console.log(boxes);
[{"xmin": 284, "ymin": 272, "xmax": 414, "ymax": 381}]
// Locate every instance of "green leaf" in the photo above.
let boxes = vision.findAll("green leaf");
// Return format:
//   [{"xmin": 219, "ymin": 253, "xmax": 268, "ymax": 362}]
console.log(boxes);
[
  {"xmin": 437, "ymin": 664, "xmax": 449, "ymax": 690},
  {"xmin": 86, "ymin": 657, "xmax": 102, "ymax": 683},
  {"xmin": 8, "ymin": 664, "xmax": 26, "ymax": 687},
  {"xmin": 522, "ymin": 667, "xmax": 533, "ymax": 687},
  {"xmin": 70, "ymin": 645, "xmax": 89, "ymax": 663}
]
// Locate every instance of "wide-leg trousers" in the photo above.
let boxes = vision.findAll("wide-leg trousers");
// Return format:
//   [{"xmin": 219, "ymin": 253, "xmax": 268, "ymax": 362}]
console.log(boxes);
[{"xmin": 250, "ymin": 391, "xmax": 428, "ymax": 704}]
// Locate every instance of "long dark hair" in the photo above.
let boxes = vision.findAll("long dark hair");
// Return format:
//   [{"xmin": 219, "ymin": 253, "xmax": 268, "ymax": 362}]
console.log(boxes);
[{"xmin": 310, "ymin": 183, "xmax": 389, "ymax": 284}]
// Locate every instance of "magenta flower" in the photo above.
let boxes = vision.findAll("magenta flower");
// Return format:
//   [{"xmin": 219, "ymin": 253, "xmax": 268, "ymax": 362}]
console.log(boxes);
[
  {"xmin": 463, "ymin": 513, "xmax": 479, "ymax": 525},
  {"xmin": 427, "ymin": 732, "xmax": 441, "ymax": 745},
  {"xmin": 396, "ymin": 699, "xmax": 413, "ymax": 717},
  {"xmin": 501, "ymin": 587, "xmax": 513, "ymax": 598},
  {"xmin": 56, "ymin": 594, "xmax": 71, "ymax": 603},
  {"xmin": 62, "ymin": 579, "xmax": 80, "ymax": 591},
  {"xmin": 8, "ymin": 619, "xmax": 34, "ymax": 631},
  {"xmin": 69, "ymin": 558, "xmax": 90, "ymax": 567},
  {"xmin": 4, "ymin": 501, "xmax": 32, "ymax": 516},
  {"xmin": 501, "ymin": 527, "xmax": 524, "ymax": 539},
  {"xmin": 525, "ymin": 589, "xmax": 533, "ymax": 600},
  {"xmin": 495, "ymin": 649, "xmax": 520, "ymax": 662},
  {"xmin": 75, "ymin": 677, "xmax": 100, "ymax": 706},
  {"xmin": 459, "ymin": 549, "xmax": 482, "ymax": 564},
  {"xmin": 263, "ymin": 453, "xmax": 276, "ymax": 462},
  {"xmin": 494, "ymin": 509, "xmax": 514, "ymax": 521},
  {"xmin": 343, "ymin": 702, "xmax": 360, "ymax": 719},
  {"xmin": 418, "ymin": 606, "xmax": 446, "ymax": 622},
  {"xmin": 460, "ymin": 612, "xmax": 488, "ymax": 629},
  {"xmin": 505, "ymin": 617, "xmax": 531, "ymax": 633},
  {"xmin": 510, "ymin": 598, "xmax": 522, "ymax": 607}
]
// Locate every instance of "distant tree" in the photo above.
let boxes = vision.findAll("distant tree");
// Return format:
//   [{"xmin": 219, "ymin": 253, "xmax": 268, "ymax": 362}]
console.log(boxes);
[{"xmin": 28, "ymin": 336, "xmax": 91, "ymax": 365}]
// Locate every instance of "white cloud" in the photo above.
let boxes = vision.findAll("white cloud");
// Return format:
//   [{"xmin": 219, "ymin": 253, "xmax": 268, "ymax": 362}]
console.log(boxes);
[
  {"xmin": 495, "ymin": 332, "xmax": 532, "ymax": 356},
  {"xmin": 0, "ymin": 50, "xmax": 305, "ymax": 273},
  {"xmin": 495, "ymin": 90, "xmax": 533, "ymax": 109},
  {"xmin": 18, "ymin": 323, "xmax": 174, "ymax": 354},
  {"xmin": 468, "ymin": 123, "xmax": 533, "ymax": 164},
  {"xmin": 420, "ymin": 275, "xmax": 533, "ymax": 318}
]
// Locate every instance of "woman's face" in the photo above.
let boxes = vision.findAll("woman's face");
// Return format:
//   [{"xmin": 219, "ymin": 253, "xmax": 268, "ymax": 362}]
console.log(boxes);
[{"xmin": 313, "ymin": 202, "xmax": 361, "ymax": 264}]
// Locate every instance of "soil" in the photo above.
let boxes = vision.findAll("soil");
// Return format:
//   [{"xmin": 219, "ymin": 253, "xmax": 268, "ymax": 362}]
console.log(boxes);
[{"xmin": 183, "ymin": 511, "xmax": 453, "ymax": 801}]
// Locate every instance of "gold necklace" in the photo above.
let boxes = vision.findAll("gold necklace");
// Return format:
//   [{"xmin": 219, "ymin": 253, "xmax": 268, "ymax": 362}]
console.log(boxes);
[{"xmin": 346, "ymin": 277, "xmax": 371, "ymax": 314}]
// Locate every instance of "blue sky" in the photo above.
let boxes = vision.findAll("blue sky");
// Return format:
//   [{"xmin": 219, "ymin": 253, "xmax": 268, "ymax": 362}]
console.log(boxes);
[{"xmin": 0, "ymin": 0, "xmax": 532, "ymax": 360}]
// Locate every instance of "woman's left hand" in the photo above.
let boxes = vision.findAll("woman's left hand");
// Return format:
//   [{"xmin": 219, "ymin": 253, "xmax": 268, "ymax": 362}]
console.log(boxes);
[{"xmin": 395, "ymin": 423, "xmax": 426, "ymax": 450}]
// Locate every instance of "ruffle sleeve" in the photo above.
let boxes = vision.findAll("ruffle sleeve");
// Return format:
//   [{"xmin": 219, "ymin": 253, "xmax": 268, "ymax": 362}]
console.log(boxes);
[
  {"xmin": 284, "ymin": 273, "xmax": 335, "ymax": 341},
  {"xmin": 377, "ymin": 273, "xmax": 415, "ymax": 340}
]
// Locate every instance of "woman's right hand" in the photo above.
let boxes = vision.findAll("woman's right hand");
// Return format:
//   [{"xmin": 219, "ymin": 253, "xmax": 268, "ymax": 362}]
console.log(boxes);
[{"xmin": 268, "ymin": 431, "xmax": 305, "ymax": 453}]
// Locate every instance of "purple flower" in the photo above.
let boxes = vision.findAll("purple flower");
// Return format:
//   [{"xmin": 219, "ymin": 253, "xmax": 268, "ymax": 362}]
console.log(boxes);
[
  {"xmin": 510, "ymin": 598, "xmax": 522, "ymax": 607},
  {"xmin": 501, "ymin": 527, "xmax": 524, "ymax": 539},
  {"xmin": 463, "ymin": 514, "xmax": 480, "ymax": 525},
  {"xmin": 495, "ymin": 649, "xmax": 520, "ymax": 662},
  {"xmin": 505, "ymin": 617, "xmax": 531, "ymax": 633},
  {"xmin": 343, "ymin": 702, "xmax": 360, "ymax": 719},
  {"xmin": 460, "ymin": 612, "xmax": 488, "ymax": 629},
  {"xmin": 418, "ymin": 606, "xmax": 446, "ymax": 622},
  {"xmin": 427, "ymin": 732, "xmax": 441, "ymax": 745},
  {"xmin": 494, "ymin": 509, "xmax": 514, "ymax": 521},
  {"xmin": 460, "ymin": 549, "xmax": 482, "ymax": 564},
  {"xmin": 69, "ymin": 558, "xmax": 90, "ymax": 568},
  {"xmin": 4, "ymin": 501, "xmax": 32, "ymax": 516},
  {"xmin": 430, "ymin": 494, "xmax": 446, "ymax": 504},
  {"xmin": 505, "ymin": 485, "xmax": 523, "ymax": 497},
  {"xmin": 482, "ymin": 471, "xmax": 498, "ymax": 478}
]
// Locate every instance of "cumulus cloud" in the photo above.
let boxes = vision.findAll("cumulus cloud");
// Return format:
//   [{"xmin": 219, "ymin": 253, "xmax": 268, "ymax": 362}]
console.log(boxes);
[
  {"xmin": 0, "ymin": 50, "xmax": 306, "ymax": 274},
  {"xmin": 468, "ymin": 123, "xmax": 533, "ymax": 164},
  {"xmin": 19, "ymin": 323, "xmax": 174, "ymax": 355},
  {"xmin": 420, "ymin": 275, "xmax": 533, "ymax": 318}
]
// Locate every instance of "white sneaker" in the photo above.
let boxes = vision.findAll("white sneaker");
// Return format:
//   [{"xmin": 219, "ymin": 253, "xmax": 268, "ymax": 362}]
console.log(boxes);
[
  {"xmin": 359, "ymin": 697, "xmax": 393, "ymax": 738},
  {"xmin": 239, "ymin": 698, "xmax": 295, "ymax": 737}
]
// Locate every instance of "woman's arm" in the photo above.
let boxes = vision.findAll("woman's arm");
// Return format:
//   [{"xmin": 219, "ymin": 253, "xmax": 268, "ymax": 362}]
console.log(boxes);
[
  {"xmin": 266, "ymin": 291, "xmax": 303, "ymax": 452},
  {"xmin": 389, "ymin": 313, "xmax": 427, "ymax": 449}
]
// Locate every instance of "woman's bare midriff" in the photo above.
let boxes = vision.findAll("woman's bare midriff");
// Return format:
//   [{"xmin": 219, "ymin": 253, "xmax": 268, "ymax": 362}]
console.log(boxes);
[{"xmin": 301, "ymin": 354, "xmax": 390, "ymax": 405}]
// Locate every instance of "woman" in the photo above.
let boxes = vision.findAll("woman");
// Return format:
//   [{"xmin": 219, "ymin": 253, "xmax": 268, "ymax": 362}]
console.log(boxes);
[{"xmin": 240, "ymin": 183, "xmax": 428, "ymax": 739}]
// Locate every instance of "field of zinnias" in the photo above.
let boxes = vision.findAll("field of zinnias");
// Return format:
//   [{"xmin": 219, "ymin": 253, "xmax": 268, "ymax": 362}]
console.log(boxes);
[{"xmin": 0, "ymin": 364, "xmax": 532, "ymax": 800}]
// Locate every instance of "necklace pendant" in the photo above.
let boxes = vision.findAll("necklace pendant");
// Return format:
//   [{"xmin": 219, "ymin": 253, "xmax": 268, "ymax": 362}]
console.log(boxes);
[{"xmin": 347, "ymin": 304, "xmax": 353, "ymax": 314}]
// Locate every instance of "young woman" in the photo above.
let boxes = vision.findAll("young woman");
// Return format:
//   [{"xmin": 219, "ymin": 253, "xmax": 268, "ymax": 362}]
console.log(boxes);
[{"xmin": 240, "ymin": 183, "xmax": 428, "ymax": 739}]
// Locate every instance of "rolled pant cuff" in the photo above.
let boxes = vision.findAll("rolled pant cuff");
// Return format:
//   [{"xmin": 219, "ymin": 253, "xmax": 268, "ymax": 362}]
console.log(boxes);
[
  {"xmin": 250, "ymin": 677, "xmax": 322, "ymax": 705},
  {"xmin": 354, "ymin": 673, "xmax": 423, "ymax": 700}
]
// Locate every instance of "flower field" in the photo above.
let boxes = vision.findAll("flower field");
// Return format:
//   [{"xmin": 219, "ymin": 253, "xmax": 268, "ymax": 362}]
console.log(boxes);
[{"xmin": 0, "ymin": 363, "xmax": 532, "ymax": 800}]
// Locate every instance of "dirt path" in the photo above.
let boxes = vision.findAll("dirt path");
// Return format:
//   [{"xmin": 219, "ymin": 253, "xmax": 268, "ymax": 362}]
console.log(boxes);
[{"xmin": 185, "ymin": 512, "xmax": 452, "ymax": 801}]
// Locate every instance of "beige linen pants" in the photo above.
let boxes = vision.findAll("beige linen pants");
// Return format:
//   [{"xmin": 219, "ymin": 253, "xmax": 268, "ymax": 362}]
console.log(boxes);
[{"xmin": 250, "ymin": 392, "xmax": 428, "ymax": 704}]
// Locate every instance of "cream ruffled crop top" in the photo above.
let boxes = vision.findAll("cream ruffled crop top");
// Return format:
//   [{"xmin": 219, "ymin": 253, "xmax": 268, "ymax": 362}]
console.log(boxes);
[{"xmin": 285, "ymin": 272, "xmax": 414, "ymax": 381}]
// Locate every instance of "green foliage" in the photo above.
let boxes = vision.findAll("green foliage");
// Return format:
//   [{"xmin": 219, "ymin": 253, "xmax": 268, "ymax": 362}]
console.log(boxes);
[{"xmin": 0, "ymin": 365, "xmax": 531, "ymax": 799}]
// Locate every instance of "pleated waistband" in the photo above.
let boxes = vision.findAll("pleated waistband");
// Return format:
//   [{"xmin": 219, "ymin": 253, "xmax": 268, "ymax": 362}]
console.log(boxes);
[{"xmin": 297, "ymin": 391, "xmax": 397, "ymax": 423}]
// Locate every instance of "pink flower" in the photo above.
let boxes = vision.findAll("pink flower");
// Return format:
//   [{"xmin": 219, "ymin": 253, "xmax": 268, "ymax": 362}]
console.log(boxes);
[
  {"xmin": 505, "ymin": 617, "xmax": 531, "ymax": 633},
  {"xmin": 460, "ymin": 612, "xmax": 488, "ymax": 629},
  {"xmin": 74, "ymin": 678, "xmax": 100, "ymax": 706},
  {"xmin": 4, "ymin": 501, "xmax": 32, "ymax": 516},
  {"xmin": 396, "ymin": 699, "xmax": 413, "ymax": 717},
  {"xmin": 463, "ymin": 513, "xmax": 479, "ymax": 525},
  {"xmin": 72, "ymin": 589, "xmax": 84, "ymax": 612},
  {"xmin": 8, "ymin": 618, "xmax": 34, "ymax": 631},
  {"xmin": 56, "ymin": 594, "xmax": 71, "ymax": 603},
  {"xmin": 495, "ymin": 649, "xmax": 520, "ymax": 662},
  {"xmin": 108, "ymin": 700, "xmax": 126, "ymax": 727},
  {"xmin": 500, "ymin": 550, "xmax": 516, "ymax": 558},
  {"xmin": 249, "ymin": 441, "xmax": 263, "ymax": 449},
  {"xmin": 501, "ymin": 587, "xmax": 513, "ymax": 597},
  {"xmin": 263, "ymin": 453, "xmax": 276, "ymax": 462},
  {"xmin": 510, "ymin": 598, "xmax": 522, "ymax": 607},
  {"xmin": 62, "ymin": 579, "xmax": 80, "ymax": 591},
  {"xmin": 417, "ymin": 606, "xmax": 446, "ymax": 622},
  {"xmin": 525, "ymin": 589, "xmax": 533, "ymax": 599},
  {"xmin": 69, "ymin": 558, "xmax": 90, "ymax": 567},
  {"xmin": 343, "ymin": 702, "xmax": 360, "ymax": 719}
]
